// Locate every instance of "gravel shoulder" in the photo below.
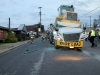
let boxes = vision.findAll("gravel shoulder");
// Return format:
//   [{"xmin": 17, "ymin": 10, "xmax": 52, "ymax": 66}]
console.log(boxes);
[{"xmin": 0, "ymin": 40, "xmax": 30, "ymax": 54}]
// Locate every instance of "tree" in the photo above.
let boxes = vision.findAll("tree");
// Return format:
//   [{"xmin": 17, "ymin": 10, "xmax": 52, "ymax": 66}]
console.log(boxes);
[
  {"xmin": 93, "ymin": 19, "xmax": 98, "ymax": 29},
  {"xmin": 5, "ymin": 30, "xmax": 18, "ymax": 43}
]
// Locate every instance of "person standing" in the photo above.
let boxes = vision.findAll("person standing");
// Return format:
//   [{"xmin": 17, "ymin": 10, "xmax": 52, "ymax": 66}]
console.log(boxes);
[
  {"xmin": 88, "ymin": 28, "xmax": 96, "ymax": 47},
  {"xmin": 30, "ymin": 32, "xmax": 35, "ymax": 43},
  {"xmin": 85, "ymin": 32, "xmax": 89, "ymax": 41},
  {"xmin": 98, "ymin": 29, "xmax": 100, "ymax": 40},
  {"xmin": 94, "ymin": 29, "xmax": 99, "ymax": 47},
  {"xmin": 41, "ymin": 33, "xmax": 45, "ymax": 41}
]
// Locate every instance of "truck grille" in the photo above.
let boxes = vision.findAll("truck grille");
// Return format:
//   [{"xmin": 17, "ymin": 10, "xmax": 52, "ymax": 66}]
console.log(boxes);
[{"xmin": 63, "ymin": 33, "xmax": 80, "ymax": 41}]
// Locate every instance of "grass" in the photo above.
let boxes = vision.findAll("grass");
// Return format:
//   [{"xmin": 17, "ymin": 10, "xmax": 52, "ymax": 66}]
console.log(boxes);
[{"xmin": 0, "ymin": 44, "xmax": 14, "ymax": 49}]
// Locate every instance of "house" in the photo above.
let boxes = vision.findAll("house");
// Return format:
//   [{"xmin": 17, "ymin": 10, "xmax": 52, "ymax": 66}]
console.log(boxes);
[
  {"xmin": 26, "ymin": 24, "xmax": 40, "ymax": 37},
  {"xmin": 26, "ymin": 25, "xmax": 37, "ymax": 32},
  {"xmin": 26, "ymin": 24, "xmax": 44, "ymax": 33},
  {"xmin": 0, "ymin": 26, "xmax": 9, "ymax": 40},
  {"xmin": 26, "ymin": 24, "xmax": 44, "ymax": 37},
  {"xmin": 11, "ymin": 24, "xmax": 27, "ymax": 41},
  {"xmin": 0, "ymin": 24, "xmax": 44, "ymax": 41}
]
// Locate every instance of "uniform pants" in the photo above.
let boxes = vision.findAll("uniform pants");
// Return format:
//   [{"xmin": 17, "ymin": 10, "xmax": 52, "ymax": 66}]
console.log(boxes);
[
  {"xmin": 94, "ymin": 36, "xmax": 98, "ymax": 46},
  {"xmin": 90, "ymin": 36, "xmax": 95, "ymax": 46}
]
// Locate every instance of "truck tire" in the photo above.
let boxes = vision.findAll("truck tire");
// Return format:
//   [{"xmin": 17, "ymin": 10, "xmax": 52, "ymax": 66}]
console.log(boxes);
[{"xmin": 54, "ymin": 40, "xmax": 59, "ymax": 49}]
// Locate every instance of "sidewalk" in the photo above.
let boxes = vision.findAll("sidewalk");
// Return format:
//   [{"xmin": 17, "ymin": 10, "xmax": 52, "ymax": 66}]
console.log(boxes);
[{"xmin": 0, "ymin": 40, "xmax": 30, "ymax": 54}]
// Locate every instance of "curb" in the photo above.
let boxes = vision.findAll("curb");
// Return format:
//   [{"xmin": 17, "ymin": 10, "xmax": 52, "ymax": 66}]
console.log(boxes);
[{"xmin": 0, "ymin": 40, "xmax": 30, "ymax": 54}]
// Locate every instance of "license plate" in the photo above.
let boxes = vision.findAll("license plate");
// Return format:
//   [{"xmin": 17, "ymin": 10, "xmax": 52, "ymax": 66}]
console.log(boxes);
[{"xmin": 57, "ymin": 41, "xmax": 83, "ymax": 47}]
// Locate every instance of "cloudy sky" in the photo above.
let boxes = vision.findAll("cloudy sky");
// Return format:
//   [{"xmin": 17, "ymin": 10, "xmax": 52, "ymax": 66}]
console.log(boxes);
[{"xmin": 0, "ymin": 0, "xmax": 100, "ymax": 29}]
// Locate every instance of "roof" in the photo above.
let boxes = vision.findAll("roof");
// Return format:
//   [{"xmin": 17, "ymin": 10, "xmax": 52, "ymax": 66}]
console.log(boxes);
[
  {"xmin": 26, "ymin": 24, "xmax": 44, "ymax": 32},
  {"xmin": 10, "ymin": 28, "xmax": 18, "ymax": 31},
  {"xmin": 0, "ymin": 26, "xmax": 9, "ymax": 30},
  {"xmin": 17, "ymin": 24, "xmax": 27, "ymax": 32},
  {"xmin": 26, "ymin": 24, "xmax": 37, "ymax": 32}
]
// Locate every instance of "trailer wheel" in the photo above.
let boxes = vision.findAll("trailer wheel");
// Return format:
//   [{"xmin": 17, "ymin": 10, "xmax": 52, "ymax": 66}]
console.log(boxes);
[{"xmin": 54, "ymin": 40, "xmax": 59, "ymax": 49}]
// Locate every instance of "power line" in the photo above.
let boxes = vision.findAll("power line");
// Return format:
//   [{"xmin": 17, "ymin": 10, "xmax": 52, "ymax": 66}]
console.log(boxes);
[{"xmin": 79, "ymin": 5, "xmax": 100, "ymax": 18}]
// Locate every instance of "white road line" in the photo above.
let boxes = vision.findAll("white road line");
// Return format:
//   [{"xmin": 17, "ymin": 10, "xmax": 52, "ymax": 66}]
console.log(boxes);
[
  {"xmin": 30, "ymin": 50, "xmax": 45, "ymax": 75},
  {"xmin": 83, "ymin": 51, "xmax": 100, "ymax": 61}
]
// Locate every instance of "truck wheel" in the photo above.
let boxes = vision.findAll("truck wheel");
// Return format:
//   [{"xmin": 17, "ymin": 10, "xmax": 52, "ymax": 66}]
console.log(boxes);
[{"xmin": 54, "ymin": 40, "xmax": 59, "ymax": 49}]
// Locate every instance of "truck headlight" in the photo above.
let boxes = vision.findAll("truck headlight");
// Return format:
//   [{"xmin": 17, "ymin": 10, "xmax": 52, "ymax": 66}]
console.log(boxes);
[
  {"xmin": 57, "ymin": 37, "xmax": 60, "ymax": 40},
  {"xmin": 56, "ymin": 36, "xmax": 61, "ymax": 41}
]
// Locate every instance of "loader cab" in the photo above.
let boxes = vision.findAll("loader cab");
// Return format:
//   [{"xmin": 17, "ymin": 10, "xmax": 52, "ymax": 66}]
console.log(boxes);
[{"xmin": 58, "ymin": 5, "xmax": 74, "ymax": 16}]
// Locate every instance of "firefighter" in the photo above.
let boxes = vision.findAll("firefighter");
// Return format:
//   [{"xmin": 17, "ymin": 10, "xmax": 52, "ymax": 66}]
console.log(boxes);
[
  {"xmin": 30, "ymin": 32, "xmax": 35, "ymax": 43},
  {"xmin": 41, "ymin": 33, "xmax": 45, "ymax": 41},
  {"xmin": 98, "ymin": 29, "xmax": 100, "ymax": 39},
  {"xmin": 94, "ymin": 29, "xmax": 99, "ymax": 47},
  {"xmin": 88, "ymin": 28, "xmax": 96, "ymax": 47}
]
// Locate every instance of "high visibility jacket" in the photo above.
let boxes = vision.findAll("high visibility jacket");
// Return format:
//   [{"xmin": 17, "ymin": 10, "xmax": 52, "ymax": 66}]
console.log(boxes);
[
  {"xmin": 98, "ymin": 31, "xmax": 100, "ymax": 35},
  {"xmin": 90, "ymin": 30, "xmax": 95, "ymax": 37}
]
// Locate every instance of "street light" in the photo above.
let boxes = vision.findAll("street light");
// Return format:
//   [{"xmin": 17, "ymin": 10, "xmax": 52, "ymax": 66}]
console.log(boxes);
[{"xmin": 38, "ymin": 7, "xmax": 42, "ymax": 32}]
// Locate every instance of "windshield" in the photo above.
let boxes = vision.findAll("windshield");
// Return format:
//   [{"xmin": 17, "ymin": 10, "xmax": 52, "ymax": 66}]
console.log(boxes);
[
  {"xmin": 60, "ymin": 6, "xmax": 74, "ymax": 14},
  {"xmin": 62, "ymin": 9, "xmax": 66, "ymax": 13}
]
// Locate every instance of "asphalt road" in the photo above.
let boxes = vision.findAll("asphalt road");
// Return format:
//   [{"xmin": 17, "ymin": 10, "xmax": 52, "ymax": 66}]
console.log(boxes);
[
  {"xmin": 38, "ymin": 40, "xmax": 100, "ymax": 75},
  {"xmin": 0, "ymin": 38, "xmax": 48, "ymax": 75},
  {"xmin": 0, "ymin": 38, "xmax": 100, "ymax": 75}
]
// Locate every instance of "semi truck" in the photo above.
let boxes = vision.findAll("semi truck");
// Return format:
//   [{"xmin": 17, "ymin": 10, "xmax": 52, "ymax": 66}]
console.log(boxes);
[{"xmin": 49, "ymin": 5, "xmax": 86, "ymax": 50}]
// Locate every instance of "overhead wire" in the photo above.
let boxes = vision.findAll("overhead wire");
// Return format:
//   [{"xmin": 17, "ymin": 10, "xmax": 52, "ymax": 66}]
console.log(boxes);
[{"xmin": 79, "ymin": 5, "xmax": 100, "ymax": 18}]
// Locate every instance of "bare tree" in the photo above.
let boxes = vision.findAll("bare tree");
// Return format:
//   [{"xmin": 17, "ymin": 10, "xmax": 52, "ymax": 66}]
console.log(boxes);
[
  {"xmin": 93, "ymin": 19, "xmax": 98, "ymax": 29},
  {"xmin": 93, "ymin": 15, "xmax": 100, "ymax": 29}
]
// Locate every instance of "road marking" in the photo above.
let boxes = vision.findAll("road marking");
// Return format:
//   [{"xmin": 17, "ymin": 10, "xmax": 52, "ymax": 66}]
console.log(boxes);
[
  {"xmin": 83, "ymin": 51, "xmax": 100, "ymax": 61},
  {"xmin": 30, "ymin": 50, "xmax": 45, "ymax": 75}
]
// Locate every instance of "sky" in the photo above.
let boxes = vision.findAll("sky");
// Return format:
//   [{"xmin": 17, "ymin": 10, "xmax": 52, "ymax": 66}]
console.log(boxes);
[{"xmin": 0, "ymin": 0, "xmax": 100, "ymax": 30}]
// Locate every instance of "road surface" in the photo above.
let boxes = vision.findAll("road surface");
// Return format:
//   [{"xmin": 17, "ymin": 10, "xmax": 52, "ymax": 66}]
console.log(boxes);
[{"xmin": 0, "ymin": 38, "xmax": 100, "ymax": 75}]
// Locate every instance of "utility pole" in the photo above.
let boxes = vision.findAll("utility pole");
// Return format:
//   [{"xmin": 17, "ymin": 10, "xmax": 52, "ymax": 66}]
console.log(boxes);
[
  {"xmin": 89, "ymin": 16, "xmax": 91, "ymax": 27},
  {"xmin": 38, "ymin": 7, "xmax": 42, "ymax": 31},
  {"xmin": 9, "ymin": 18, "xmax": 10, "ymax": 30}
]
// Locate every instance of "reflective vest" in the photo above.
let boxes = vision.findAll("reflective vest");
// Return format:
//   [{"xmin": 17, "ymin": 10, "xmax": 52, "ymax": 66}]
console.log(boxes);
[
  {"xmin": 90, "ymin": 30, "xmax": 95, "ymax": 37},
  {"xmin": 98, "ymin": 31, "xmax": 100, "ymax": 36}
]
